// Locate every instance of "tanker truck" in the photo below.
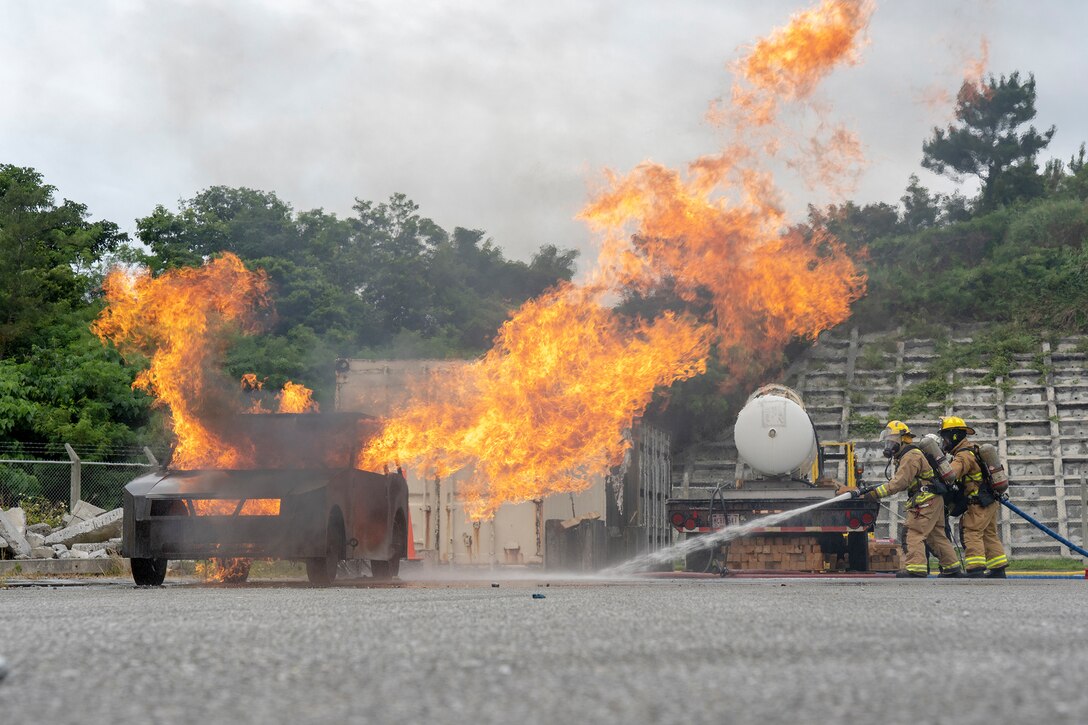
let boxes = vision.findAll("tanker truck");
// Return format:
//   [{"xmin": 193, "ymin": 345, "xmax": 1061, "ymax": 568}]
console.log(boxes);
[{"xmin": 666, "ymin": 384, "xmax": 880, "ymax": 573}]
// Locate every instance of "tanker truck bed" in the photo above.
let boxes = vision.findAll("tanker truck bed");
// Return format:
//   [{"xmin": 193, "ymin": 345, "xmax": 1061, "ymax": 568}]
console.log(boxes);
[{"xmin": 666, "ymin": 488, "xmax": 881, "ymax": 572}]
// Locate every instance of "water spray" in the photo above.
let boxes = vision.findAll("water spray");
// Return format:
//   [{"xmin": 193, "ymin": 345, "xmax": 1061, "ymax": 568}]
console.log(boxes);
[{"xmin": 605, "ymin": 491, "xmax": 855, "ymax": 575}]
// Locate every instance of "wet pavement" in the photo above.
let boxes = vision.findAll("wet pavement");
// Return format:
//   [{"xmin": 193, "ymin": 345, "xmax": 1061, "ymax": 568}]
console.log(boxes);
[{"xmin": 1, "ymin": 574, "xmax": 1085, "ymax": 724}]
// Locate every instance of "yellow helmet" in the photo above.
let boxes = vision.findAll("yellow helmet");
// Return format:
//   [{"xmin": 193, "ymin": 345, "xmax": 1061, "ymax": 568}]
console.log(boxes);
[
  {"xmin": 884, "ymin": 420, "xmax": 912, "ymax": 438},
  {"xmin": 939, "ymin": 416, "xmax": 976, "ymax": 435}
]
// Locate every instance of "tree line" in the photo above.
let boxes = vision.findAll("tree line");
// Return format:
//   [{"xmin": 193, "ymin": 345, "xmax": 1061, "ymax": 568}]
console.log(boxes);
[
  {"xmin": 0, "ymin": 176, "xmax": 577, "ymax": 459},
  {"xmin": 2, "ymin": 69, "xmax": 1086, "ymax": 458}
]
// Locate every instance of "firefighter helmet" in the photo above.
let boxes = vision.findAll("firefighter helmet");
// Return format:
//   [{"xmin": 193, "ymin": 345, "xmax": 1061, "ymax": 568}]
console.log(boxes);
[
  {"xmin": 883, "ymin": 420, "xmax": 912, "ymax": 439},
  {"xmin": 880, "ymin": 420, "xmax": 912, "ymax": 459},
  {"xmin": 939, "ymin": 416, "xmax": 976, "ymax": 435},
  {"xmin": 939, "ymin": 416, "xmax": 974, "ymax": 452}
]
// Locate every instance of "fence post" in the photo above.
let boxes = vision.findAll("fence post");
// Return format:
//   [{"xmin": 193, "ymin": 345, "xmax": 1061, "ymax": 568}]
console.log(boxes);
[
  {"xmin": 64, "ymin": 443, "xmax": 80, "ymax": 512},
  {"xmin": 1081, "ymin": 473, "xmax": 1087, "ymax": 560}
]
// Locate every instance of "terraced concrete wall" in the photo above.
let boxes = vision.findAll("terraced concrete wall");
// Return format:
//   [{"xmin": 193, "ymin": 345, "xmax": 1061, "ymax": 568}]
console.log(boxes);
[{"xmin": 675, "ymin": 329, "xmax": 1088, "ymax": 559}]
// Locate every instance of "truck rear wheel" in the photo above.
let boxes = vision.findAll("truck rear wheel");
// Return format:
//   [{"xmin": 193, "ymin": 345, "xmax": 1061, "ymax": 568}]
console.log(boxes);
[
  {"xmin": 847, "ymin": 531, "xmax": 870, "ymax": 572},
  {"xmin": 371, "ymin": 515, "xmax": 406, "ymax": 580},
  {"xmin": 131, "ymin": 557, "xmax": 168, "ymax": 586},
  {"xmin": 307, "ymin": 517, "xmax": 344, "ymax": 586}
]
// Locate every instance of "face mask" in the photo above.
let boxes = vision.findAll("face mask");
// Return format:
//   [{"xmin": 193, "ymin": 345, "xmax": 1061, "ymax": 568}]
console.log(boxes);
[
  {"xmin": 882, "ymin": 441, "xmax": 899, "ymax": 459},
  {"xmin": 940, "ymin": 433, "xmax": 958, "ymax": 453}
]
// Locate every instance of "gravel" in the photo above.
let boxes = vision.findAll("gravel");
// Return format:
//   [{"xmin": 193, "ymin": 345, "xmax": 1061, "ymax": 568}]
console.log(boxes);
[{"xmin": 0, "ymin": 576, "xmax": 1084, "ymax": 724}]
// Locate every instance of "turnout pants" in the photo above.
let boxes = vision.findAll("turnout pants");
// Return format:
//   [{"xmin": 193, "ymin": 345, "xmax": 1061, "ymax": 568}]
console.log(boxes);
[
  {"xmin": 903, "ymin": 499, "xmax": 961, "ymax": 575},
  {"xmin": 961, "ymin": 501, "xmax": 1008, "ymax": 571}
]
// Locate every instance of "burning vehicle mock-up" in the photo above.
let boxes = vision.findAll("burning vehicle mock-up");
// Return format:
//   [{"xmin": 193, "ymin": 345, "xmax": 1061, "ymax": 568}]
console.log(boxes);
[{"xmin": 122, "ymin": 412, "xmax": 409, "ymax": 586}]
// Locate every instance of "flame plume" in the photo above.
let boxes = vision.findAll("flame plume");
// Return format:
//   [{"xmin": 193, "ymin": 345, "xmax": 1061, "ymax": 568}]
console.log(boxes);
[
  {"xmin": 728, "ymin": 0, "xmax": 873, "ymax": 127},
  {"xmin": 359, "ymin": 284, "xmax": 713, "ymax": 519},
  {"xmin": 92, "ymin": 253, "xmax": 270, "ymax": 469},
  {"xmin": 277, "ymin": 381, "xmax": 319, "ymax": 414},
  {"xmin": 361, "ymin": 0, "xmax": 871, "ymax": 519}
]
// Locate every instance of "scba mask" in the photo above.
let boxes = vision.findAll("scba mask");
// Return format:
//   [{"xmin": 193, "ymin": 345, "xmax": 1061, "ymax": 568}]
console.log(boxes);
[{"xmin": 880, "ymin": 429, "xmax": 902, "ymax": 459}]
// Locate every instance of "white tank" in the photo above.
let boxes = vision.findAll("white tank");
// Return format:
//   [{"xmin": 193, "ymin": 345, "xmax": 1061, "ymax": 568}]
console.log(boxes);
[{"xmin": 733, "ymin": 385, "xmax": 818, "ymax": 477}]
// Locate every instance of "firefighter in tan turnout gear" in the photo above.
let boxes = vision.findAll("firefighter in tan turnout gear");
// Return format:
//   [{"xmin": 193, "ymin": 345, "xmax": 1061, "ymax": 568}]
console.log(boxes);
[
  {"xmin": 860, "ymin": 421, "xmax": 963, "ymax": 577},
  {"xmin": 940, "ymin": 416, "xmax": 1009, "ymax": 578}
]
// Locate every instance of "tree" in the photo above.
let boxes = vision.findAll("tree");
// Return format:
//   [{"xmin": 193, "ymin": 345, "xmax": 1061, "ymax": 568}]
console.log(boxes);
[
  {"xmin": 922, "ymin": 72, "xmax": 1055, "ymax": 210},
  {"xmin": 0, "ymin": 165, "xmax": 126, "ymax": 356},
  {"xmin": 899, "ymin": 174, "xmax": 940, "ymax": 232}
]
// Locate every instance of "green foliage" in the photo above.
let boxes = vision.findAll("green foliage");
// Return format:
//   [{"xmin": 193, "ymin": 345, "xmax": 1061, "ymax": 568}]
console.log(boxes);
[
  {"xmin": 2, "ymin": 166, "xmax": 577, "ymax": 456},
  {"xmin": 888, "ymin": 379, "xmax": 954, "ymax": 421},
  {"xmin": 19, "ymin": 495, "xmax": 67, "ymax": 529},
  {"xmin": 922, "ymin": 72, "xmax": 1054, "ymax": 210},
  {"xmin": 856, "ymin": 344, "xmax": 889, "ymax": 370},
  {"xmin": 0, "ymin": 165, "xmax": 127, "ymax": 358},
  {"xmin": 848, "ymin": 414, "xmax": 884, "ymax": 438}
]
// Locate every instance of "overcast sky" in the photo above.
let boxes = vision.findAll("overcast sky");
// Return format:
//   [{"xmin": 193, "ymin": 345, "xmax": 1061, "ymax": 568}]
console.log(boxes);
[{"xmin": 2, "ymin": 1, "xmax": 1085, "ymax": 265}]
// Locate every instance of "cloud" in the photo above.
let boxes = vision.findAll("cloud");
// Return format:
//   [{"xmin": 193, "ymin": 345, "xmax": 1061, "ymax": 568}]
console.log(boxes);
[{"xmin": 2, "ymin": 0, "xmax": 1086, "ymax": 261}]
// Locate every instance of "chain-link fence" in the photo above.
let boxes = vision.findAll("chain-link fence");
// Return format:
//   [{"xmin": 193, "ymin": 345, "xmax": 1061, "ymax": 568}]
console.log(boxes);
[{"xmin": 0, "ymin": 443, "xmax": 161, "ymax": 514}]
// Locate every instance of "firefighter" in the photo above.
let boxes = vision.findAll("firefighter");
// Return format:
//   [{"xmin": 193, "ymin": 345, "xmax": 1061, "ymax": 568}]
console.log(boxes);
[
  {"xmin": 859, "ymin": 421, "xmax": 962, "ymax": 577},
  {"xmin": 939, "ymin": 416, "xmax": 1008, "ymax": 578}
]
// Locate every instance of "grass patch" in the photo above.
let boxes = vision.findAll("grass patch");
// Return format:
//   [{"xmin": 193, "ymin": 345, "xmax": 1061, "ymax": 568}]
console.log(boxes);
[
  {"xmin": 1006, "ymin": 557, "xmax": 1086, "ymax": 571},
  {"xmin": 848, "ymin": 414, "xmax": 884, "ymax": 438}
]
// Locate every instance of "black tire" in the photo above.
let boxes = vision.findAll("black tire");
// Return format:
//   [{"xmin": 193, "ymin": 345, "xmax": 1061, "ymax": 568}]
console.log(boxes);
[
  {"xmin": 307, "ymin": 517, "xmax": 344, "ymax": 586},
  {"xmin": 371, "ymin": 515, "xmax": 406, "ymax": 580},
  {"xmin": 131, "ymin": 557, "xmax": 168, "ymax": 586},
  {"xmin": 847, "ymin": 531, "xmax": 870, "ymax": 572}
]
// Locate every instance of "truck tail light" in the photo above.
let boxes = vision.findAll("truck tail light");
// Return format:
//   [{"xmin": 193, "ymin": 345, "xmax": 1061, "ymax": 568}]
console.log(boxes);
[
  {"xmin": 861, "ymin": 512, "xmax": 874, "ymax": 525},
  {"xmin": 671, "ymin": 512, "xmax": 685, "ymax": 527}
]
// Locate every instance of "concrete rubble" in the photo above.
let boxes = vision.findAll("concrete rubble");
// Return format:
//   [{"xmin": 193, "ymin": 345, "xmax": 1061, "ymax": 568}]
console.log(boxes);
[
  {"xmin": 26, "ymin": 522, "xmax": 53, "ymax": 536},
  {"xmin": 2, "ymin": 505, "xmax": 124, "ymax": 563},
  {"xmin": 0, "ymin": 508, "xmax": 32, "ymax": 558},
  {"xmin": 44, "ymin": 508, "xmax": 123, "ymax": 547},
  {"xmin": 64, "ymin": 500, "xmax": 106, "ymax": 527}
]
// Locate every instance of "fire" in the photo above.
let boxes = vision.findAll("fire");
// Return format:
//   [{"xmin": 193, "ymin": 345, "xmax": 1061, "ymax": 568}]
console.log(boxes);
[
  {"xmin": 726, "ymin": 0, "xmax": 873, "ymax": 127},
  {"xmin": 917, "ymin": 36, "xmax": 990, "ymax": 112},
  {"xmin": 277, "ymin": 381, "xmax": 319, "ymax": 414},
  {"xmin": 191, "ymin": 499, "xmax": 281, "ymax": 516},
  {"xmin": 360, "ymin": 284, "xmax": 713, "ymax": 519},
  {"xmin": 195, "ymin": 558, "xmax": 252, "ymax": 584},
  {"xmin": 360, "ymin": 0, "xmax": 869, "ymax": 519},
  {"xmin": 92, "ymin": 253, "xmax": 270, "ymax": 469}
]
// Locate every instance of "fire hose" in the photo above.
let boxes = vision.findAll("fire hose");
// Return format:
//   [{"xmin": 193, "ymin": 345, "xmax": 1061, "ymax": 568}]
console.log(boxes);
[{"xmin": 999, "ymin": 497, "xmax": 1088, "ymax": 559}]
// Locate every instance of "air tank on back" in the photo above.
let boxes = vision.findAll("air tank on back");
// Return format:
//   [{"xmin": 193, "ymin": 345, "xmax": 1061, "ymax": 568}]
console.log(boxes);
[{"xmin": 733, "ymin": 384, "xmax": 818, "ymax": 478}]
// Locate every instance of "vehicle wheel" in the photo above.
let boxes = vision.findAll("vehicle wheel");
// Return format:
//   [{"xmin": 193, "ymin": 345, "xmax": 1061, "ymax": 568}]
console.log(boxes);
[
  {"xmin": 371, "ymin": 515, "xmax": 406, "ymax": 580},
  {"xmin": 847, "ymin": 531, "xmax": 870, "ymax": 572},
  {"xmin": 131, "ymin": 557, "xmax": 168, "ymax": 586},
  {"xmin": 307, "ymin": 517, "xmax": 344, "ymax": 586}
]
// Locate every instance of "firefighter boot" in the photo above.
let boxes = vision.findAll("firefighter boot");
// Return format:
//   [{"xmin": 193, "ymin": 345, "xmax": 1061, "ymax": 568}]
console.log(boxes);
[
  {"xmin": 895, "ymin": 570, "xmax": 927, "ymax": 578},
  {"xmin": 964, "ymin": 568, "xmax": 986, "ymax": 578},
  {"xmin": 984, "ymin": 567, "xmax": 1007, "ymax": 579},
  {"xmin": 939, "ymin": 566, "xmax": 964, "ymax": 578}
]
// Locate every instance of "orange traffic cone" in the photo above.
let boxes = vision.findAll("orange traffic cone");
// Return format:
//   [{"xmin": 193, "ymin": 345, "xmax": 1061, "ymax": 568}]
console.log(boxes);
[{"xmin": 406, "ymin": 507, "xmax": 419, "ymax": 560}]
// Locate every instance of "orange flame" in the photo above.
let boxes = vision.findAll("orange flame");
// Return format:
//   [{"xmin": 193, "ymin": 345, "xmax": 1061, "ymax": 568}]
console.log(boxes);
[
  {"xmin": 359, "ymin": 284, "xmax": 713, "ymax": 519},
  {"xmin": 195, "ymin": 558, "xmax": 252, "ymax": 583},
  {"xmin": 92, "ymin": 253, "xmax": 270, "ymax": 469},
  {"xmin": 191, "ymin": 499, "xmax": 281, "ymax": 516},
  {"xmin": 726, "ymin": 0, "xmax": 873, "ymax": 127},
  {"xmin": 360, "ymin": 0, "xmax": 869, "ymax": 520},
  {"xmin": 917, "ymin": 36, "xmax": 990, "ymax": 113},
  {"xmin": 277, "ymin": 381, "xmax": 319, "ymax": 414}
]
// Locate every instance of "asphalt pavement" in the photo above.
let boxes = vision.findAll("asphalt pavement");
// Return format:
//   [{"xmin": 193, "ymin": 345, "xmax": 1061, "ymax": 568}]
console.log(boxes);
[{"xmin": 1, "ymin": 574, "xmax": 1085, "ymax": 725}]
